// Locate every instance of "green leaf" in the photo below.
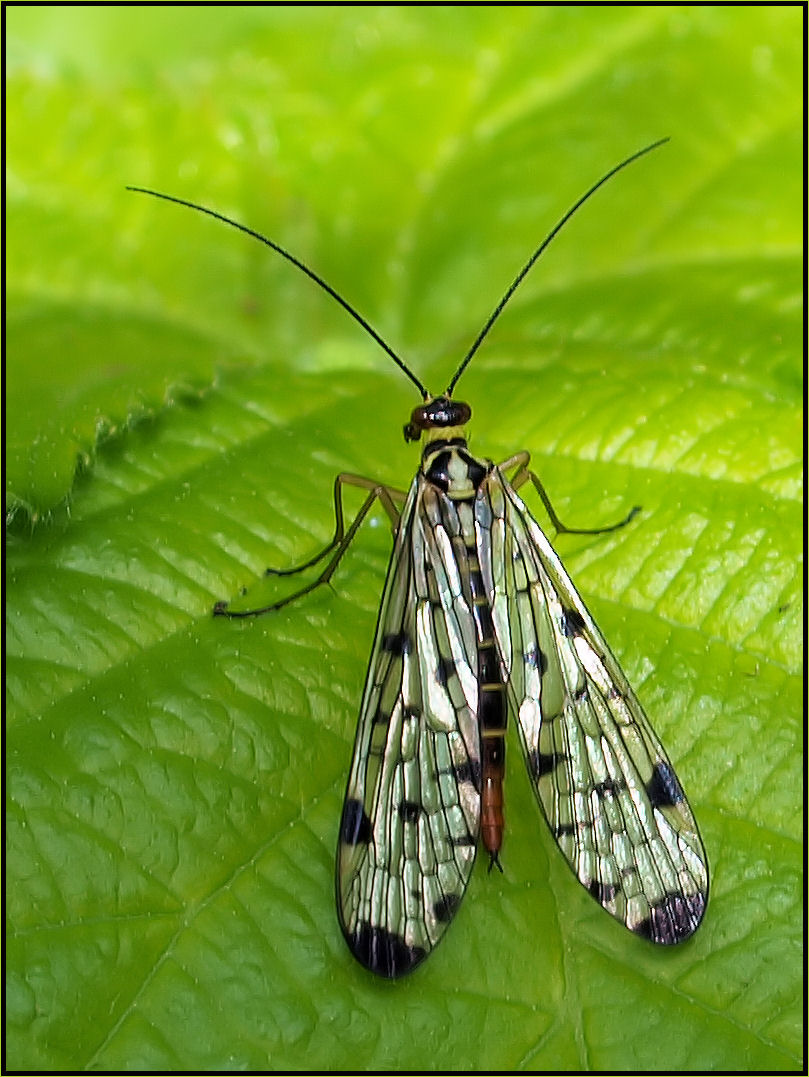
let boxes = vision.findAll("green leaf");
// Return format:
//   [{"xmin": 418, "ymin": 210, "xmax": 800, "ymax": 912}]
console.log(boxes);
[{"xmin": 6, "ymin": 6, "xmax": 801, "ymax": 1071}]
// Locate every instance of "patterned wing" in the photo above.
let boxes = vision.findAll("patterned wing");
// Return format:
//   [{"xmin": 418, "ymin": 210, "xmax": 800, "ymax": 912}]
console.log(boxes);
[
  {"xmin": 337, "ymin": 477, "xmax": 481, "ymax": 977},
  {"xmin": 478, "ymin": 468, "xmax": 708, "ymax": 943}
]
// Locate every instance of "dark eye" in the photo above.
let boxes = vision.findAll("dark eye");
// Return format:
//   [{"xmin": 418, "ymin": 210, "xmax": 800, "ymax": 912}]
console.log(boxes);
[{"xmin": 404, "ymin": 397, "xmax": 471, "ymax": 441}]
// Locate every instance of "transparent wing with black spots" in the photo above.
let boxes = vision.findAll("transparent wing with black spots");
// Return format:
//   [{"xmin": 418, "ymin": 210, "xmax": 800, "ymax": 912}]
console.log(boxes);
[
  {"xmin": 336, "ymin": 477, "xmax": 482, "ymax": 977},
  {"xmin": 477, "ymin": 469, "xmax": 709, "ymax": 944}
]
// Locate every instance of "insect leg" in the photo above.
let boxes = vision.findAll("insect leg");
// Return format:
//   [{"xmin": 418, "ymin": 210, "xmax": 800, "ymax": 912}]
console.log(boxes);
[
  {"xmin": 266, "ymin": 473, "xmax": 405, "ymax": 577},
  {"xmin": 213, "ymin": 473, "xmax": 405, "ymax": 618},
  {"xmin": 499, "ymin": 451, "xmax": 640, "ymax": 536}
]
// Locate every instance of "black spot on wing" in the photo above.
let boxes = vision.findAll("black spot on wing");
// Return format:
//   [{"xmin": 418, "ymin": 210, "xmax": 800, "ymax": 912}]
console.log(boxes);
[
  {"xmin": 451, "ymin": 832, "xmax": 477, "ymax": 847},
  {"xmin": 529, "ymin": 750, "xmax": 567, "ymax": 780},
  {"xmin": 340, "ymin": 799, "xmax": 372, "ymax": 845},
  {"xmin": 593, "ymin": 777, "xmax": 625, "ymax": 798},
  {"xmin": 588, "ymin": 879, "xmax": 620, "ymax": 905},
  {"xmin": 452, "ymin": 759, "xmax": 482, "ymax": 790},
  {"xmin": 632, "ymin": 892, "xmax": 707, "ymax": 945},
  {"xmin": 397, "ymin": 800, "xmax": 423, "ymax": 824},
  {"xmin": 646, "ymin": 761, "xmax": 685, "ymax": 807},
  {"xmin": 346, "ymin": 923, "xmax": 427, "ymax": 978},
  {"xmin": 554, "ymin": 822, "xmax": 577, "ymax": 837},
  {"xmin": 436, "ymin": 656, "xmax": 455, "ymax": 687},
  {"xmin": 432, "ymin": 892, "xmax": 462, "ymax": 923},
  {"xmin": 561, "ymin": 607, "xmax": 586, "ymax": 637},
  {"xmin": 383, "ymin": 631, "xmax": 412, "ymax": 656}
]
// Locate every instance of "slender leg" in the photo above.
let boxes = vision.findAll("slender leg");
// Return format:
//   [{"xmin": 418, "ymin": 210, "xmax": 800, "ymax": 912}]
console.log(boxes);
[
  {"xmin": 498, "ymin": 451, "xmax": 640, "ymax": 536},
  {"xmin": 213, "ymin": 473, "xmax": 406, "ymax": 618},
  {"xmin": 264, "ymin": 472, "xmax": 404, "ymax": 577}
]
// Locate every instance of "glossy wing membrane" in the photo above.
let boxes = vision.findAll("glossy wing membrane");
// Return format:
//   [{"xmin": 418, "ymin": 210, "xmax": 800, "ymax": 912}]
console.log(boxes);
[
  {"xmin": 336, "ymin": 478, "xmax": 481, "ymax": 977},
  {"xmin": 479, "ymin": 468, "xmax": 708, "ymax": 943}
]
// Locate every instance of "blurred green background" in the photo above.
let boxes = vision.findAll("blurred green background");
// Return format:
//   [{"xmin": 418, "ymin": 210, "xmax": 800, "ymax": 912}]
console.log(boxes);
[{"xmin": 6, "ymin": 6, "xmax": 801, "ymax": 1072}]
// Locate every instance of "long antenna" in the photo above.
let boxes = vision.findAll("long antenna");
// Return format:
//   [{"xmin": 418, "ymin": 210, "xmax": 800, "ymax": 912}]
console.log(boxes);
[
  {"xmin": 444, "ymin": 137, "xmax": 669, "ymax": 397},
  {"xmin": 126, "ymin": 186, "xmax": 429, "ymax": 399}
]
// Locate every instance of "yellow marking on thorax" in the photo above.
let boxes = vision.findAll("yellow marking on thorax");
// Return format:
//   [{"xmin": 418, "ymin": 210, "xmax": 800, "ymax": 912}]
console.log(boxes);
[{"xmin": 423, "ymin": 424, "xmax": 467, "ymax": 444}]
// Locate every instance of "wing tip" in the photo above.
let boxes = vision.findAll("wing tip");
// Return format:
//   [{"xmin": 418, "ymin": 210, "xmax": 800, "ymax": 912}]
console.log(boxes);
[
  {"xmin": 631, "ymin": 891, "xmax": 708, "ymax": 945},
  {"xmin": 343, "ymin": 922, "xmax": 428, "ymax": 979}
]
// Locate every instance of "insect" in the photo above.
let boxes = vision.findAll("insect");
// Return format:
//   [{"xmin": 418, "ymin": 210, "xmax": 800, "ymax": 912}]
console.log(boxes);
[{"xmin": 129, "ymin": 139, "xmax": 708, "ymax": 978}]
